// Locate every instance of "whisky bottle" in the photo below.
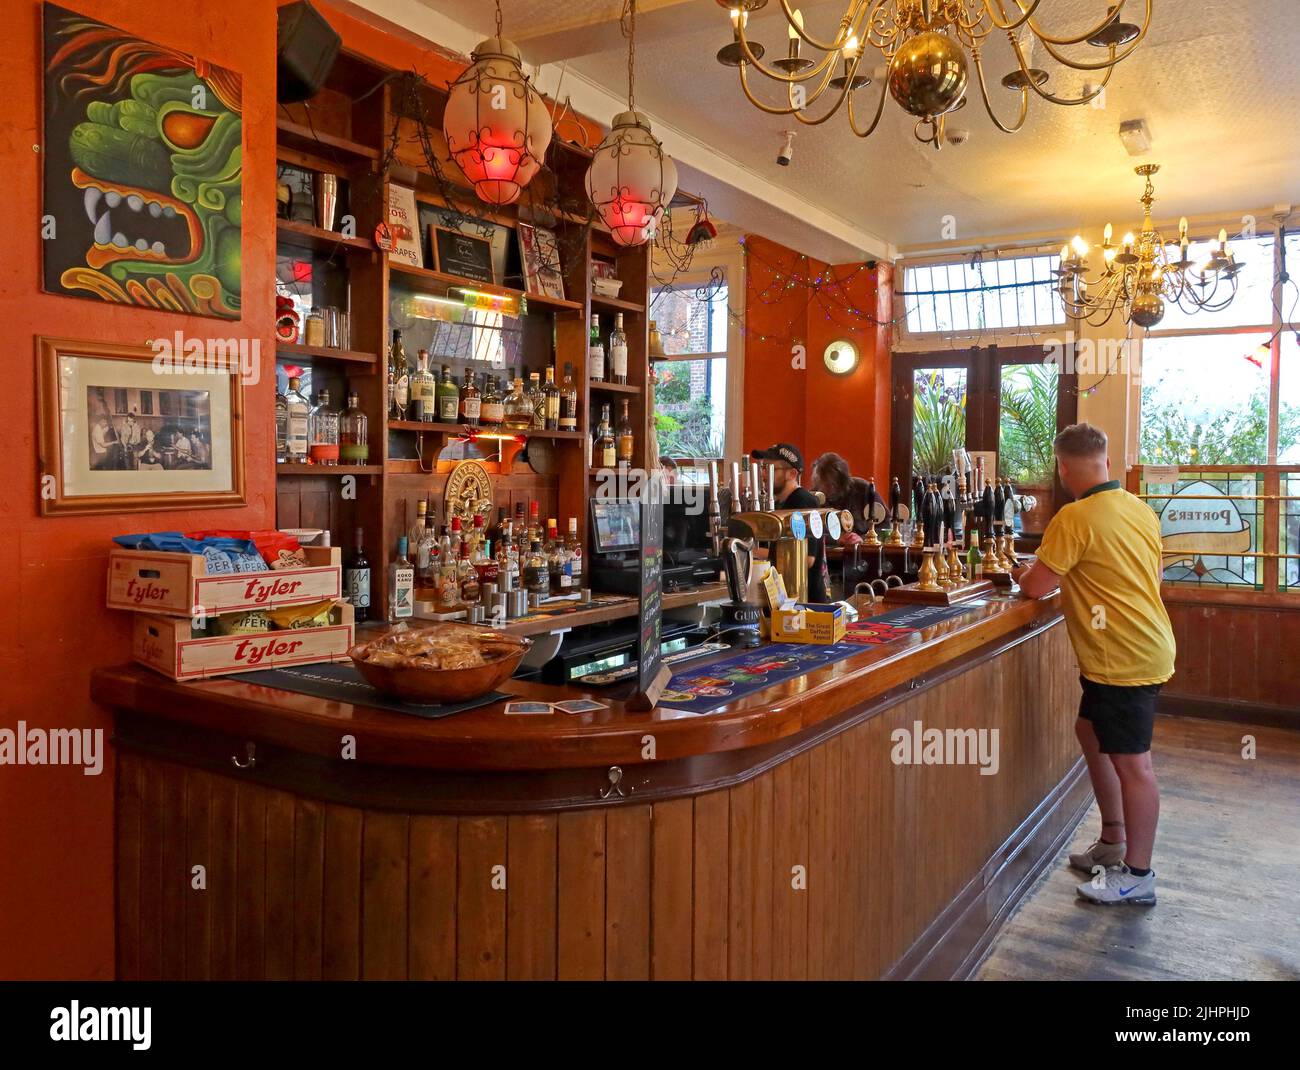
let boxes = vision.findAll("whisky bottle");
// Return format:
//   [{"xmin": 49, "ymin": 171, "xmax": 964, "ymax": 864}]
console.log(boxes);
[
  {"xmin": 609, "ymin": 312, "xmax": 628, "ymax": 384},
  {"xmin": 559, "ymin": 363, "xmax": 578, "ymax": 432},
  {"xmin": 503, "ymin": 375, "xmax": 531, "ymax": 430},
  {"xmin": 616, "ymin": 398, "xmax": 634, "ymax": 465},
  {"xmin": 523, "ymin": 540, "xmax": 549, "ymax": 595},
  {"xmin": 543, "ymin": 367, "xmax": 560, "ymax": 430},
  {"xmin": 480, "ymin": 375, "xmax": 504, "ymax": 428},
  {"xmin": 588, "ymin": 315, "xmax": 605, "ymax": 381},
  {"xmin": 457, "ymin": 540, "xmax": 480, "ymax": 604},
  {"xmin": 528, "ymin": 372, "xmax": 545, "ymax": 429},
  {"xmin": 436, "ymin": 364, "xmax": 459, "ymax": 423},
  {"xmin": 459, "ymin": 369, "xmax": 481, "ymax": 428},
  {"xmin": 595, "ymin": 403, "xmax": 616, "ymax": 469},
  {"xmin": 340, "ymin": 391, "xmax": 369, "ymax": 464},
  {"xmin": 410, "ymin": 348, "xmax": 435, "ymax": 422}
]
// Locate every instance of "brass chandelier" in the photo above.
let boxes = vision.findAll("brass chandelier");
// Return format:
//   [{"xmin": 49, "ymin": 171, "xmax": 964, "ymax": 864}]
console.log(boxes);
[
  {"xmin": 716, "ymin": 0, "xmax": 1152, "ymax": 149},
  {"xmin": 1057, "ymin": 164, "xmax": 1244, "ymax": 329}
]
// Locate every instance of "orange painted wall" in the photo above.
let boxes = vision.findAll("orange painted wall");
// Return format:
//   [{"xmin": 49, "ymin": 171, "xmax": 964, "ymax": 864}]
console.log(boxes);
[
  {"xmin": 743, "ymin": 235, "xmax": 892, "ymax": 483},
  {"xmin": 0, "ymin": 0, "xmax": 281, "ymax": 980}
]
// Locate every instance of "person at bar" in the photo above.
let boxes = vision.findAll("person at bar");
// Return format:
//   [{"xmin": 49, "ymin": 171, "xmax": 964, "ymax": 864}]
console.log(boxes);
[
  {"xmin": 750, "ymin": 443, "xmax": 831, "ymax": 603},
  {"xmin": 1012, "ymin": 423, "xmax": 1175, "ymax": 906},
  {"xmin": 811, "ymin": 451, "xmax": 873, "ymax": 546}
]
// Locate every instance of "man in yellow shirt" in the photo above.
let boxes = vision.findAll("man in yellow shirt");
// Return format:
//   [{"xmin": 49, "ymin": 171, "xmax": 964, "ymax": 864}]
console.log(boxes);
[{"xmin": 1013, "ymin": 423, "xmax": 1174, "ymax": 906}]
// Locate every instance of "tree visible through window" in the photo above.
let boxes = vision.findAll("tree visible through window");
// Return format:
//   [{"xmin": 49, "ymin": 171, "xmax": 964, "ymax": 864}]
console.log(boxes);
[{"xmin": 651, "ymin": 280, "xmax": 729, "ymax": 459}]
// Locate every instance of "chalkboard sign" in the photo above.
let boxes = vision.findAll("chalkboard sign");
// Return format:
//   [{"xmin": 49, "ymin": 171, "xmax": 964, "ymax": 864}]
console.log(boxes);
[
  {"xmin": 431, "ymin": 226, "xmax": 494, "ymax": 283},
  {"xmin": 628, "ymin": 480, "xmax": 672, "ymax": 711}
]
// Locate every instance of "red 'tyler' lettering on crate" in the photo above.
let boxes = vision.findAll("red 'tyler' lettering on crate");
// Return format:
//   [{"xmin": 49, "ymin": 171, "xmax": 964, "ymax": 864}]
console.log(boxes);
[
  {"xmin": 233, "ymin": 636, "xmax": 305, "ymax": 666},
  {"xmin": 243, "ymin": 576, "xmax": 305, "ymax": 604},
  {"xmin": 126, "ymin": 578, "xmax": 170, "ymax": 604}
]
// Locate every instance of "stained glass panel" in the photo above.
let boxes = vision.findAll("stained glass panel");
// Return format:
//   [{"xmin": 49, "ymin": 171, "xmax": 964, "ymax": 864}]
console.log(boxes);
[{"xmin": 1140, "ymin": 470, "xmax": 1263, "ymax": 589}]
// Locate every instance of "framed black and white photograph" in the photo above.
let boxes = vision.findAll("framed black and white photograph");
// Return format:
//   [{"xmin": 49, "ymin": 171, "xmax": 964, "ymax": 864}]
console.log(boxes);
[{"xmin": 37, "ymin": 336, "xmax": 246, "ymax": 515}]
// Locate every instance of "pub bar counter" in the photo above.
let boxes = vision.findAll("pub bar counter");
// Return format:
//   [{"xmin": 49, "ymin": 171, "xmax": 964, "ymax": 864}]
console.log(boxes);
[{"xmin": 92, "ymin": 592, "xmax": 1083, "ymax": 981}]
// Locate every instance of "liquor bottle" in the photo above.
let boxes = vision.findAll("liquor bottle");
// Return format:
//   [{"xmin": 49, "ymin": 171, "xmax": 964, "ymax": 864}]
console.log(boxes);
[
  {"xmin": 594, "ymin": 403, "xmax": 616, "ymax": 469},
  {"xmin": 503, "ymin": 375, "xmax": 531, "ymax": 430},
  {"xmin": 388, "ymin": 329, "xmax": 409, "ymax": 420},
  {"xmin": 344, "ymin": 527, "xmax": 371, "ymax": 624},
  {"xmin": 609, "ymin": 312, "xmax": 628, "ymax": 384},
  {"xmin": 473, "ymin": 527, "xmax": 498, "ymax": 592},
  {"xmin": 543, "ymin": 367, "xmax": 560, "ymax": 430},
  {"xmin": 436, "ymin": 364, "xmax": 459, "ymax": 423},
  {"xmin": 480, "ymin": 375, "xmax": 504, "ymax": 428},
  {"xmin": 565, "ymin": 517, "xmax": 583, "ymax": 589},
  {"xmin": 409, "ymin": 499, "xmax": 429, "ymax": 552},
  {"xmin": 527, "ymin": 500, "xmax": 542, "ymax": 548},
  {"xmin": 408, "ymin": 348, "xmax": 433, "ymax": 422},
  {"xmin": 340, "ymin": 391, "xmax": 369, "ymax": 464},
  {"xmin": 528, "ymin": 372, "xmax": 545, "ymax": 429},
  {"xmin": 308, "ymin": 389, "xmax": 339, "ymax": 465},
  {"xmin": 559, "ymin": 363, "xmax": 578, "ymax": 432},
  {"xmin": 967, "ymin": 526, "xmax": 983, "ymax": 578},
  {"xmin": 457, "ymin": 540, "xmax": 480, "ymax": 604},
  {"xmin": 497, "ymin": 522, "xmax": 518, "ymax": 588},
  {"xmin": 513, "ymin": 502, "xmax": 527, "ymax": 554},
  {"xmin": 275, "ymin": 385, "xmax": 288, "ymax": 463},
  {"xmin": 388, "ymin": 537, "xmax": 414, "ymax": 622},
  {"xmin": 417, "ymin": 512, "xmax": 440, "ymax": 597},
  {"xmin": 284, "ymin": 376, "xmax": 311, "ymax": 463},
  {"xmin": 437, "ymin": 531, "xmax": 459, "ymax": 611},
  {"xmin": 523, "ymin": 540, "xmax": 549, "ymax": 595},
  {"xmin": 469, "ymin": 513, "xmax": 486, "ymax": 559},
  {"xmin": 449, "ymin": 515, "xmax": 464, "ymax": 563},
  {"xmin": 616, "ymin": 399, "xmax": 634, "ymax": 465},
  {"xmin": 588, "ymin": 315, "xmax": 605, "ymax": 381},
  {"xmin": 459, "ymin": 369, "xmax": 481, "ymax": 428}
]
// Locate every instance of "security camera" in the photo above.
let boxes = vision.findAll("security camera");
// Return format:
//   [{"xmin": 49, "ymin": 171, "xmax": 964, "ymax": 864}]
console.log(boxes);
[
  {"xmin": 777, "ymin": 130, "xmax": 795, "ymax": 166},
  {"xmin": 946, "ymin": 127, "xmax": 971, "ymax": 146}
]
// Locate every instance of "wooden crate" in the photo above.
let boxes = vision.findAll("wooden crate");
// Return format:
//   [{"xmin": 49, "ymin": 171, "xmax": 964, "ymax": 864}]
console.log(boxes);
[
  {"xmin": 132, "ymin": 603, "xmax": 354, "ymax": 681},
  {"xmin": 108, "ymin": 546, "xmax": 341, "ymax": 617}
]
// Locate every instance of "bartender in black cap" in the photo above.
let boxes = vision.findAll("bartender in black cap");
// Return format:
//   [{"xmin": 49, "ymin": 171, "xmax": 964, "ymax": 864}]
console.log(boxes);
[{"xmin": 750, "ymin": 443, "xmax": 832, "ymax": 603}]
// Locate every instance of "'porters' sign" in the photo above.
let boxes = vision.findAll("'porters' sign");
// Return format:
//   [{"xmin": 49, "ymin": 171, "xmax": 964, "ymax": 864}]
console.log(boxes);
[{"xmin": 1157, "ymin": 479, "xmax": 1251, "ymax": 561}]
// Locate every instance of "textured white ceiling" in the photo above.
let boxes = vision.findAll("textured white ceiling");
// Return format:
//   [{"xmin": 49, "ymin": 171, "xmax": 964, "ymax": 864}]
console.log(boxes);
[{"xmin": 413, "ymin": 0, "xmax": 1300, "ymax": 252}]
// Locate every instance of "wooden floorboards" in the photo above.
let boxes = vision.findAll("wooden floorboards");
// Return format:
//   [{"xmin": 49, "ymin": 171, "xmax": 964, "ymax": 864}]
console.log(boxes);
[{"xmin": 975, "ymin": 715, "xmax": 1300, "ymax": 981}]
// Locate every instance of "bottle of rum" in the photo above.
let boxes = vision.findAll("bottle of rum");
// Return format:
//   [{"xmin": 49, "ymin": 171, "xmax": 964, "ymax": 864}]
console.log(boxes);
[
  {"xmin": 588, "ymin": 315, "xmax": 605, "ymax": 381},
  {"xmin": 480, "ymin": 375, "xmax": 504, "ymax": 428},
  {"xmin": 340, "ymin": 391, "xmax": 369, "ymax": 464},
  {"xmin": 436, "ymin": 364, "xmax": 459, "ymax": 423},
  {"xmin": 388, "ymin": 537, "xmax": 414, "ymax": 621},
  {"xmin": 542, "ymin": 367, "xmax": 560, "ymax": 430},
  {"xmin": 388, "ymin": 329, "xmax": 409, "ymax": 420},
  {"xmin": 609, "ymin": 312, "xmax": 628, "ymax": 384},
  {"xmin": 344, "ymin": 527, "xmax": 371, "ymax": 623},
  {"xmin": 559, "ymin": 363, "xmax": 578, "ymax": 432},
  {"xmin": 528, "ymin": 372, "xmax": 545, "ymax": 429},
  {"xmin": 595, "ymin": 403, "xmax": 616, "ymax": 469},
  {"xmin": 459, "ymin": 369, "xmax": 481, "ymax": 428},
  {"xmin": 284, "ymin": 376, "xmax": 311, "ymax": 463},
  {"xmin": 565, "ymin": 517, "xmax": 583, "ymax": 590},
  {"xmin": 616, "ymin": 398, "xmax": 634, "ymax": 466},
  {"xmin": 503, "ymin": 375, "xmax": 531, "ymax": 430}
]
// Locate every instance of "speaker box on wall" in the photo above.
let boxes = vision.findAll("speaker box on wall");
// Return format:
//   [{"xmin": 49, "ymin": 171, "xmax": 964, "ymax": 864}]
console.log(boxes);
[{"xmin": 277, "ymin": 0, "xmax": 342, "ymax": 103}]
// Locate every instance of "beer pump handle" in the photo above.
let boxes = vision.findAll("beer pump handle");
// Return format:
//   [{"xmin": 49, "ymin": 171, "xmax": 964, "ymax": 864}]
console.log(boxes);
[{"xmin": 767, "ymin": 462, "xmax": 775, "ymax": 510}]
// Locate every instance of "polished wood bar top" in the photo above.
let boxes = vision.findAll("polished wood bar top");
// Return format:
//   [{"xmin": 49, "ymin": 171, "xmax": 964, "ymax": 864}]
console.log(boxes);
[
  {"xmin": 93, "ymin": 593, "xmax": 1061, "ymax": 773},
  {"xmin": 484, "ymin": 582, "xmax": 727, "ymax": 638}
]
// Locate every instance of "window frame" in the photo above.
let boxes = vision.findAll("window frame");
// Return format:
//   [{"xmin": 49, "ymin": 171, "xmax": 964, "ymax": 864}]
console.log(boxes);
[{"xmin": 649, "ymin": 247, "xmax": 745, "ymax": 469}]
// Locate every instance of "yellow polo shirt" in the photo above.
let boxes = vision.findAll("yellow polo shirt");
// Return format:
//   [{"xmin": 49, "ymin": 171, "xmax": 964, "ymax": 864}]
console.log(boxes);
[{"xmin": 1035, "ymin": 480, "xmax": 1176, "ymax": 686}]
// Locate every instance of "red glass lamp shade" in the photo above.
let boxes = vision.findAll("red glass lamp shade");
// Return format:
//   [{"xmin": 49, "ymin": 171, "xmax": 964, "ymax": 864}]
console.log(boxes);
[
  {"xmin": 443, "ymin": 37, "xmax": 553, "ymax": 207},
  {"xmin": 586, "ymin": 111, "xmax": 678, "ymax": 247}
]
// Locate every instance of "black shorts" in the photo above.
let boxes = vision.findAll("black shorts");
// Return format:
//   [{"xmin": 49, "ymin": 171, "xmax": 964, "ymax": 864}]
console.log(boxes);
[{"xmin": 1078, "ymin": 676, "xmax": 1161, "ymax": 754}]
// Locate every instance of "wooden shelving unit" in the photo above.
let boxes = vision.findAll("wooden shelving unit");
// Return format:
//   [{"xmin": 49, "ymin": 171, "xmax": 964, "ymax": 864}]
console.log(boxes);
[{"xmin": 274, "ymin": 46, "xmax": 657, "ymax": 612}]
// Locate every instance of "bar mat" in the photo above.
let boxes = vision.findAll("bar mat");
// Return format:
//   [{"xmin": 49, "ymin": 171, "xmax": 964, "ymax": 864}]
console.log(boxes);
[
  {"xmin": 658, "ymin": 603, "xmax": 979, "ymax": 715},
  {"xmin": 236, "ymin": 663, "xmax": 508, "ymax": 719}
]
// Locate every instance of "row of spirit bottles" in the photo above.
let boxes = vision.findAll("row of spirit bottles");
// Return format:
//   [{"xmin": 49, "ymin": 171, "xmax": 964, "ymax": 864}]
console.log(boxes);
[
  {"xmin": 276, "ymin": 378, "xmax": 369, "ymax": 465},
  {"xmin": 588, "ymin": 313, "xmax": 628, "ymax": 383},
  {"xmin": 592, "ymin": 399, "xmax": 636, "ymax": 468}
]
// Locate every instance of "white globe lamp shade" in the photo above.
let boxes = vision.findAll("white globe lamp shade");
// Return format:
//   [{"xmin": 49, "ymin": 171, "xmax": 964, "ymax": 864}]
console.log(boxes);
[
  {"xmin": 443, "ymin": 37, "xmax": 553, "ymax": 206},
  {"xmin": 586, "ymin": 111, "xmax": 678, "ymax": 247}
]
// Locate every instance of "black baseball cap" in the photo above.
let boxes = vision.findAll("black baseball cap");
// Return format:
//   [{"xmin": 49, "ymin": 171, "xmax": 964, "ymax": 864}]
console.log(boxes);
[{"xmin": 751, "ymin": 443, "xmax": 803, "ymax": 471}]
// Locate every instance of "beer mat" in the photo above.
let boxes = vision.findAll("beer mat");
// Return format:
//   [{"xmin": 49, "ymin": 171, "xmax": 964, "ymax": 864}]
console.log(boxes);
[
  {"xmin": 234, "ymin": 664, "xmax": 508, "ymax": 719},
  {"xmin": 658, "ymin": 605, "xmax": 979, "ymax": 715}
]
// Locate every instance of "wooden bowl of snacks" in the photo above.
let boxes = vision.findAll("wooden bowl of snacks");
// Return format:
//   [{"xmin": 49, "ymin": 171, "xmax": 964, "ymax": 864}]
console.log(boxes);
[{"xmin": 348, "ymin": 623, "xmax": 531, "ymax": 703}]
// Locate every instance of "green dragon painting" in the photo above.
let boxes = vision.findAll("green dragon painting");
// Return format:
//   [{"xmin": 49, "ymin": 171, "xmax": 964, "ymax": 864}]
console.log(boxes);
[{"xmin": 42, "ymin": 4, "xmax": 242, "ymax": 319}]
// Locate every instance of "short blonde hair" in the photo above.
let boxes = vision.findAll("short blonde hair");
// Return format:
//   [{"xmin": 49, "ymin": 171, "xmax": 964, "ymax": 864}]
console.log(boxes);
[{"xmin": 1053, "ymin": 422, "xmax": 1108, "ymax": 459}]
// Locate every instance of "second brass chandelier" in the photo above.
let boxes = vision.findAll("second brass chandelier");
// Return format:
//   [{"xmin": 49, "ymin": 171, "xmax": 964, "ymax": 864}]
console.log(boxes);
[{"xmin": 717, "ymin": 1, "xmax": 1152, "ymax": 149}]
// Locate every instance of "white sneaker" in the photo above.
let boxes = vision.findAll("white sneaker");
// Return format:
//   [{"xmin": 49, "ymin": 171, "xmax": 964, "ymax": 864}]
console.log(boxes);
[
  {"xmin": 1068, "ymin": 839, "xmax": 1126, "ymax": 873},
  {"xmin": 1076, "ymin": 864, "xmax": 1156, "ymax": 905}
]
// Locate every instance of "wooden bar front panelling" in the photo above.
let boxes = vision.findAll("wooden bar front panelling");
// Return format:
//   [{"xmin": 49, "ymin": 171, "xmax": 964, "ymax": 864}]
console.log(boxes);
[
  {"xmin": 115, "ymin": 621, "xmax": 1080, "ymax": 979},
  {"xmin": 1162, "ymin": 602, "xmax": 1300, "ymax": 712}
]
